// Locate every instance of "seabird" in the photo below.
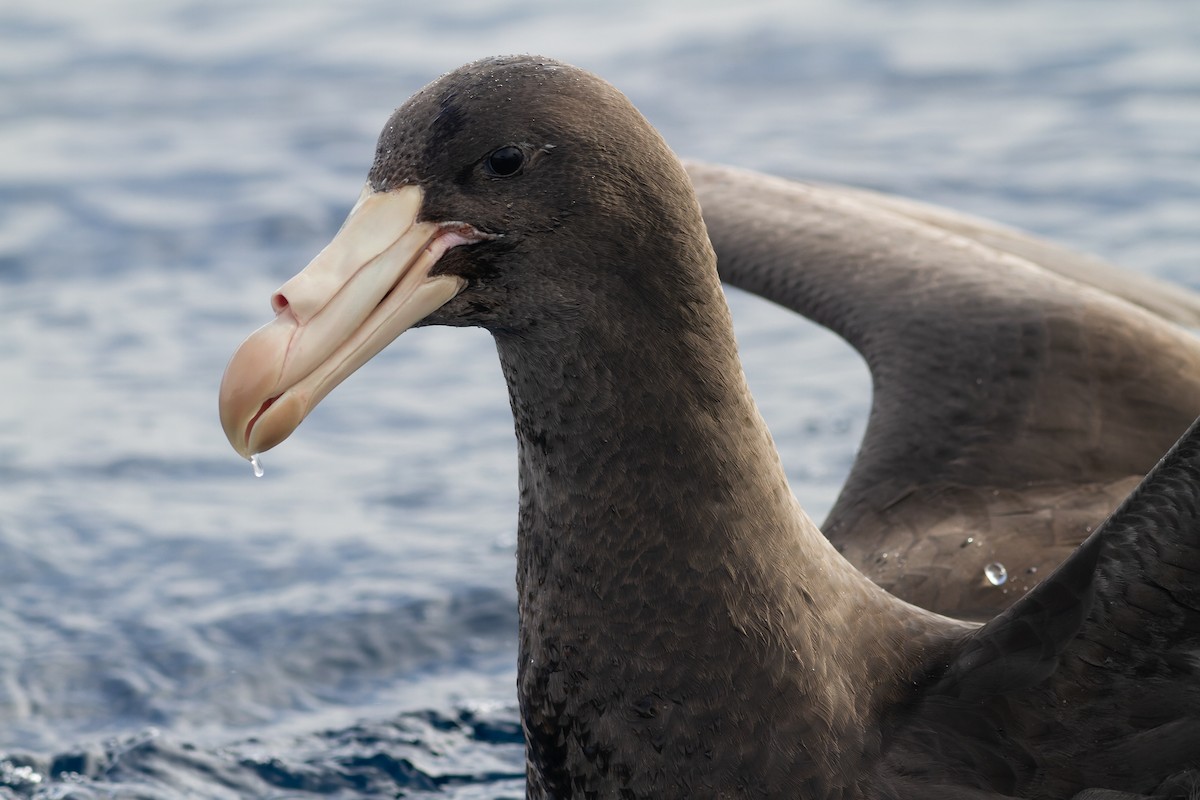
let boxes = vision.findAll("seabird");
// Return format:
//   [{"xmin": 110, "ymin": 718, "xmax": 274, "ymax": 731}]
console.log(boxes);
[
  {"xmin": 218, "ymin": 56, "xmax": 1200, "ymax": 799},
  {"xmin": 690, "ymin": 163, "xmax": 1200, "ymax": 617}
]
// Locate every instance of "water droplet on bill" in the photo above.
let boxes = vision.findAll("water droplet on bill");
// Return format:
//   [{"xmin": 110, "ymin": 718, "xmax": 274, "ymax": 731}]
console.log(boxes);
[
  {"xmin": 984, "ymin": 562, "xmax": 1008, "ymax": 586},
  {"xmin": 250, "ymin": 454, "xmax": 264, "ymax": 478}
]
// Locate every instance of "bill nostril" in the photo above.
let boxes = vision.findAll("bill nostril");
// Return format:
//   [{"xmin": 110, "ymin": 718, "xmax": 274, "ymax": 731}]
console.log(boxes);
[{"xmin": 272, "ymin": 293, "xmax": 289, "ymax": 315}]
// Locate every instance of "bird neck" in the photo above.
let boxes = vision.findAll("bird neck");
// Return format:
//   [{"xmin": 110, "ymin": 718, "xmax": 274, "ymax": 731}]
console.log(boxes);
[{"xmin": 490, "ymin": 248, "xmax": 927, "ymax": 796}]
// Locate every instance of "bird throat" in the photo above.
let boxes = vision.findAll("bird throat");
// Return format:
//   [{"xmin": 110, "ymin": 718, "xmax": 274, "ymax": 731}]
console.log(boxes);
[{"xmin": 489, "ymin": 284, "xmax": 893, "ymax": 796}]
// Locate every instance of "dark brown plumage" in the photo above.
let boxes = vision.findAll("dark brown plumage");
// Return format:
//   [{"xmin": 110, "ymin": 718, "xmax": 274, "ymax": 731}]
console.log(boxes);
[
  {"xmin": 691, "ymin": 164, "xmax": 1200, "ymax": 618},
  {"xmin": 218, "ymin": 56, "xmax": 1200, "ymax": 799}
]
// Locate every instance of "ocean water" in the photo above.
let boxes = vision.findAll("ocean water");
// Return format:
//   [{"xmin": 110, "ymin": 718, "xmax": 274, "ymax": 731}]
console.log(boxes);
[{"xmin": 1, "ymin": 1, "xmax": 1197, "ymax": 796}]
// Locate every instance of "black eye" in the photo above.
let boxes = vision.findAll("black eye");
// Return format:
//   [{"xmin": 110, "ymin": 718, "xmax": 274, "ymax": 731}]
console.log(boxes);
[{"xmin": 484, "ymin": 146, "xmax": 525, "ymax": 177}]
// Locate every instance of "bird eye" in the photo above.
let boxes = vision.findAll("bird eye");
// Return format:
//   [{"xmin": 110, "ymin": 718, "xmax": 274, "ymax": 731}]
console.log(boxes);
[{"xmin": 484, "ymin": 146, "xmax": 525, "ymax": 177}]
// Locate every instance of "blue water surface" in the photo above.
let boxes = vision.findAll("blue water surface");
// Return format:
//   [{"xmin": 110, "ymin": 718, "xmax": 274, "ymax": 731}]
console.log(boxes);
[{"xmin": 1, "ymin": 1, "xmax": 1197, "ymax": 796}]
